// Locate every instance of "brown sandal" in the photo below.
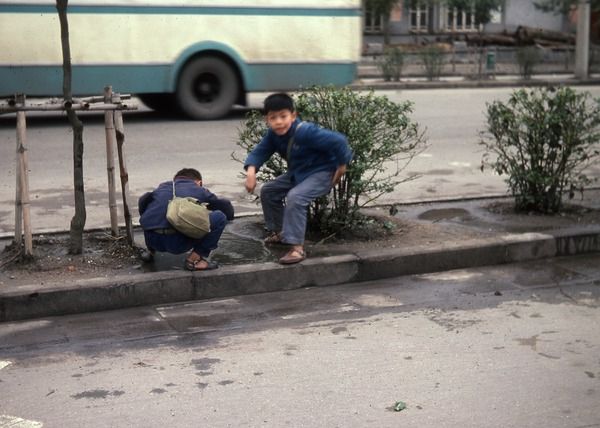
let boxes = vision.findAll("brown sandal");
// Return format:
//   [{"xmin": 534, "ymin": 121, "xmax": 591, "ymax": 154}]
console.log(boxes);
[
  {"xmin": 264, "ymin": 232, "xmax": 284, "ymax": 245},
  {"xmin": 184, "ymin": 258, "xmax": 218, "ymax": 271},
  {"xmin": 279, "ymin": 248, "xmax": 306, "ymax": 265}
]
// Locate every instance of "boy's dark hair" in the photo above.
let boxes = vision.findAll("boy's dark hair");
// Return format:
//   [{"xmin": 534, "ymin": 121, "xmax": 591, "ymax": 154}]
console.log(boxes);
[
  {"xmin": 263, "ymin": 93, "xmax": 295, "ymax": 114},
  {"xmin": 174, "ymin": 168, "xmax": 202, "ymax": 181}
]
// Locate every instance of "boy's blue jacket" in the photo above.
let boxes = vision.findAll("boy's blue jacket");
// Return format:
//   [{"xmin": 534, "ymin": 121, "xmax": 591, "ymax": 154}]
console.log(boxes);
[
  {"xmin": 244, "ymin": 119, "xmax": 352, "ymax": 183},
  {"xmin": 138, "ymin": 178, "xmax": 234, "ymax": 230}
]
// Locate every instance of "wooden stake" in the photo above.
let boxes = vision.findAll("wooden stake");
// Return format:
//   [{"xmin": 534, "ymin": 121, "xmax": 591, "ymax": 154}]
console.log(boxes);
[
  {"xmin": 104, "ymin": 86, "xmax": 119, "ymax": 236},
  {"xmin": 113, "ymin": 103, "xmax": 133, "ymax": 245},
  {"xmin": 15, "ymin": 94, "xmax": 33, "ymax": 256},
  {"xmin": 14, "ymin": 102, "xmax": 23, "ymax": 247}
]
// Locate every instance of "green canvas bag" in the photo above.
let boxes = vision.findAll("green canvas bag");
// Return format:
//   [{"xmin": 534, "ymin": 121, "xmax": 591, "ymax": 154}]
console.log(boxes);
[{"xmin": 166, "ymin": 181, "xmax": 211, "ymax": 239}]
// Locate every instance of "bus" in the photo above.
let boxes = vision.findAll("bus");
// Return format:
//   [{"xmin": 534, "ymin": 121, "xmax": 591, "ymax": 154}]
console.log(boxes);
[{"xmin": 0, "ymin": 0, "xmax": 362, "ymax": 119}]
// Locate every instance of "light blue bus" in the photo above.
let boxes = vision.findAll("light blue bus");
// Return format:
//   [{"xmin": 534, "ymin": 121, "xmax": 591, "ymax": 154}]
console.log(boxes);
[{"xmin": 0, "ymin": 0, "xmax": 362, "ymax": 119}]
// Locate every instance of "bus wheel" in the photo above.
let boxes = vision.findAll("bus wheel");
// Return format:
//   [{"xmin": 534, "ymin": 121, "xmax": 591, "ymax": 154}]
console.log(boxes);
[{"xmin": 176, "ymin": 56, "xmax": 239, "ymax": 120}]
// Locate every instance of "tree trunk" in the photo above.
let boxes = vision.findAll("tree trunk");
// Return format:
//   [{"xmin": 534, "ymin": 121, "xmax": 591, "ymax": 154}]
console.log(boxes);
[
  {"xmin": 56, "ymin": 0, "xmax": 86, "ymax": 254},
  {"xmin": 382, "ymin": 13, "xmax": 391, "ymax": 46}
]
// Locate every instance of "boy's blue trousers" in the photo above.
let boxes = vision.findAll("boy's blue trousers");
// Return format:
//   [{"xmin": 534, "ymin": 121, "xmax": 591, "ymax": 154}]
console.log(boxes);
[
  {"xmin": 143, "ymin": 210, "xmax": 227, "ymax": 258},
  {"xmin": 260, "ymin": 170, "xmax": 333, "ymax": 245}
]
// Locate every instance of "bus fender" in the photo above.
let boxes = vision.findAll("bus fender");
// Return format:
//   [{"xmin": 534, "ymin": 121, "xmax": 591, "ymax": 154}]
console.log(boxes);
[{"xmin": 170, "ymin": 41, "xmax": 249, "ymax": 93}]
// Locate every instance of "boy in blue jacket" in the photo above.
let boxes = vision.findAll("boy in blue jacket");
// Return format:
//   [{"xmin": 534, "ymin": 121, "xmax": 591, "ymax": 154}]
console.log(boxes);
[
  {"xmin": 244, "ymin": 93, "xmax": 352, "ymax": 264},
  {"xmin": 139, "ymin": 168, "xmax": 234, "ymax": 271}
]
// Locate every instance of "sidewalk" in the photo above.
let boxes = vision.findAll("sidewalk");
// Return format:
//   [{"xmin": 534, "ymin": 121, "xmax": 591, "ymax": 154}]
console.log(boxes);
[{"xmin": 1, "ymin": 191, "xmax": 599, "ymax": 323}]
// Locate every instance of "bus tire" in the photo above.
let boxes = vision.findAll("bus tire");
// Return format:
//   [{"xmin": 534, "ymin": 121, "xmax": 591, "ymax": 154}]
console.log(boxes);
[{"xmin": 176, "ymin": 56, "xmax": 239, "ymax": 120}]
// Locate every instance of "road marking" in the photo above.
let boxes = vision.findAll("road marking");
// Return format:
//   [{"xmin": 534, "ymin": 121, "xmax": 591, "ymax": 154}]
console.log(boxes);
[
  {"xmin": 0, "ymin": 361, "xmax": 11, "ymax": 371},
  {"xmin": 449, "ymin": 161, "xmax": 471, "ymax": 167},
  {"xmin": 0, "ymin": 415, "xmax": 43, "ymax": 427}
]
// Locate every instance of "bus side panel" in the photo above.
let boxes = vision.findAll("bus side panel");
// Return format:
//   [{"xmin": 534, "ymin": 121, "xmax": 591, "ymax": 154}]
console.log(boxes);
[
  {"xmin": 0, "ymin": 3, "xmax": 361, "ymax": 96},
  {"xmin": 0, "ymin": 65, "xmax": 171, "ymax": 97},
  {"xmin": 245, "ymin": 63, "xmax": 357, "ymax": 92}
]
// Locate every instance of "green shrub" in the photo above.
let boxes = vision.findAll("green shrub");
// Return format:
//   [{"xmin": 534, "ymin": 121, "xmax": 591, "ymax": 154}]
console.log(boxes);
[
  {"xmin": 234, "ymin": 86, "xmax": 426, "ymax": 235},
  {"xmin": 516, "ymin": 45, "xmax": 542, "ymax": 80},
  {"xmin": 378, "ymin": 46, "xmax": 404, "ymax": 82},
  {"xmin": 419, "ymin": 45, "xmax": 445, "ymax": 81},
  {"xmin": 480, "ymin": 87, "xmax": 600, "ymax": 213}
]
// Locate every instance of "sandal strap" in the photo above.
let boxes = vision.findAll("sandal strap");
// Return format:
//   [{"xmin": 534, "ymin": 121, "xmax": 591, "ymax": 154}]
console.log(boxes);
[
  {"xmin": 185, "ymin": 258, "xmax": 218, "ymax": 271},
  {"xmin": 264, "ymin": 232, "xmax": 283, "ymax": 244}
]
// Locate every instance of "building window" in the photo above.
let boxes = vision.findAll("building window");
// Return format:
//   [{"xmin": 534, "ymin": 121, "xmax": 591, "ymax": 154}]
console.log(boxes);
[
  {"xmin": 446, "ymin": 6, "xmax": 477, "ymax": 32},
  {"xmin": 364, "ymin": 7, "xmax": 383, "ymax": 33},
  {"xmin": 409, "ymin": 3, "xmax": 429, "ymax": 32}
]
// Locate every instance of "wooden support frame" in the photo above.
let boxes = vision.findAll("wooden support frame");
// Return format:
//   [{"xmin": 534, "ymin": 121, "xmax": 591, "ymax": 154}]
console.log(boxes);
[
  {"xmin": 14, "ymin": 94, "xmax": 33, "ymax": 256},
  {"xmin": 104, "ymin": 86, "xmax": 119, "ymax": 237},
  {"xmin": 4, "ymin": 91, "xmax": 137, "ymax": 255}
]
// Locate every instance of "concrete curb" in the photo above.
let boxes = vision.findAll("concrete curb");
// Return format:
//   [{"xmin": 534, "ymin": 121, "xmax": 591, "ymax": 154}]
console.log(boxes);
[{"xmin": 1, "ymin": 226, "xmax": 599, "ymax": 322}]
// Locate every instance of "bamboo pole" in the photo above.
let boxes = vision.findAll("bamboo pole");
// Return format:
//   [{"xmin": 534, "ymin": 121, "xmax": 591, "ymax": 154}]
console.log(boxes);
[
  {"xmin": 14, "ymin": 106, "xmax": 23, "ymax": 247},
  {"xmin": 15, "ymin": 94, "xmax": 33, "ymax": 256},
  {"xmin": 104, "ymin": 86, "xmax": 119, "ymax": 237},
  {"xmin": 113, "ymin": 103, "xmax": 134, "ymax": 245},
  {"xmin": 0, "ymin": 102, "xmax": 136, "ymax": 113}
]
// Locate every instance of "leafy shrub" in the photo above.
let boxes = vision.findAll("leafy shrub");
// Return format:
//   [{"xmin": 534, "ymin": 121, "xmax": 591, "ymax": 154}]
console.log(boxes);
[
  {"xmin": 516, "ymin": 45, "xmax": 542, "ymax": 80},
  {"xmin": 419, "ymin": 45, "xmax": 445, "ymax": 81},
  {"xmin": 234, "ymin": 86, "xmax": 426, "ymax": 235},
  {"xmin": 378, "ymin": 46, "xmax": 405, "ymax": 82},
  {"xmin": 480, "ymin": 86, "xmax": 600, "ymax": 213}
]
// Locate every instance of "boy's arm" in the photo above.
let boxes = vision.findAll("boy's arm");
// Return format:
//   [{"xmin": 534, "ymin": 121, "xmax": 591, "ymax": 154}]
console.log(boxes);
[
  {"xmin": 197, "ymin": 188, "xmax": 235, "ymax": 220},
  {"xmin": 302, "ymin": 125, "xmax": 353, "ymax": 166},
  {"xmin": 243, "ymin": 133, "xmax": 276, "ymax": 173},
  {"xmin": 245, "ymin": 166, "xmax": 257, "ymax": 193},
  {"xmin": 138, "ymin": 191, "xmax": 153, "ymax": 215},
  {"xmin": 332, "ymin": 164, "xmax": 347, "ymax": 185},
  {"xmin": 243, "ymin": 133, "xmax": 275, "ymax": 193}
]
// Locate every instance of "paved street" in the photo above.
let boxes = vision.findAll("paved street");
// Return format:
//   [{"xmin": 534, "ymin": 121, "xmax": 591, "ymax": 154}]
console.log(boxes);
[
  {"xmin": 2, "ymin": 86, "xmax": 600, "ymax": 234},
  {"xmin": 1, "ymin": 254, "xmax": 599, "ymax": 427}
]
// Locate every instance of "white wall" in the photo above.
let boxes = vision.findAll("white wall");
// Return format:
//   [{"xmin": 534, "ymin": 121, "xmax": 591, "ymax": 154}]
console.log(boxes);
[{"xmin": 503, "ymin": 0, "xmax": 565, "ymax": 32}]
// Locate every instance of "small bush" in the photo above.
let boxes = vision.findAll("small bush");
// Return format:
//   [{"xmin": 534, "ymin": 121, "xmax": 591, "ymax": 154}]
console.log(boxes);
[
  {"xmin": 234, "ymin": 86, "xmax": 427, "ymax": 235},
  {"xmin": 480, "ymin": 86, "xmax": 600, "ymax": 213},
  {"xmin": 516, "ymin": 45, "xmax": 542, "ymax": 80},
  {"xmin": 420, "ymin": 45, "xmax": 445, "ymax": 81},
  {"xmin": 378, "ymin": 46, "xmax": 404, "ymax": 82}
]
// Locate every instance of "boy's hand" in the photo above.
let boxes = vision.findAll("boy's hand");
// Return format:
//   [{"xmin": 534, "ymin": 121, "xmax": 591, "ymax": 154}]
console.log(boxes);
[
  {"xmin": 332, "ymin": 164, "xmax": 347, "ymax": 186},
  {"xmin": 245, "ymin": 167, "xmax": 257, "ymax": 193}
]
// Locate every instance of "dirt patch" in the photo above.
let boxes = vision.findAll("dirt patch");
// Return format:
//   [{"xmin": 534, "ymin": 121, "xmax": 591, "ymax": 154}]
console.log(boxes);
[{"xmin": 0, "ymin": 231, "xmax": 144, "ymax": 286}]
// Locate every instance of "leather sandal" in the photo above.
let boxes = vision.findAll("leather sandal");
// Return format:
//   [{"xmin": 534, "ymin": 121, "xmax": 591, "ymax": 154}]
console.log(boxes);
[
  {"xmin": 264, "ymin": 231, "xmax": 284, "ymax": 245},
  {"xmin": 279, "ymin": 248, "xmax": 306, "ymax": 265},
  {"xmin": 184, "ymin": 258, "xmax": 219, "ymax": 271}
]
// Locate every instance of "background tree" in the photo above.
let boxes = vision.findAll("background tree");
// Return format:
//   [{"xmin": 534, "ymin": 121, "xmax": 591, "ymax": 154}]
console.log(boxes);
[
  {"xmin": 365, "ymin": 0, "xmax": 399, "ymax": 45},
  {"xmin": 56, "ymin": 0, "xmax": 86, "ymax": 254}
]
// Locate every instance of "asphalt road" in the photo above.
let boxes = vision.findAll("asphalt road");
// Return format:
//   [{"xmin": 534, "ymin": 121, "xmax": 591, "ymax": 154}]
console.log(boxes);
[
  {"xmin": 1, "ymin": 86, "xmax": 600, "ymax": 234},
  {"xmin": 1, "ymin": 254, "xmax": 599, "ymax": 427}
]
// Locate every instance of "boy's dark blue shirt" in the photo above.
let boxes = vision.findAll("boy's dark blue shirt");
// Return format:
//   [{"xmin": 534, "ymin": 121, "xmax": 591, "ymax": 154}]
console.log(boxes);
[
  {"xmin": 138, "ymin": 178, "xmax": 234, "ymax": 230},
  {"xmin": 244, "ymin": 118, "xmax": 353, "ymax": 183}
]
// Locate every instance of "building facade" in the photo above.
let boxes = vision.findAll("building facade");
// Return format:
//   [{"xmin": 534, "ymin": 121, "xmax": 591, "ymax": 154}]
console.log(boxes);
[{"xmin": 364, "ymin": 0, "xmax": 568, "ymax": 42}]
